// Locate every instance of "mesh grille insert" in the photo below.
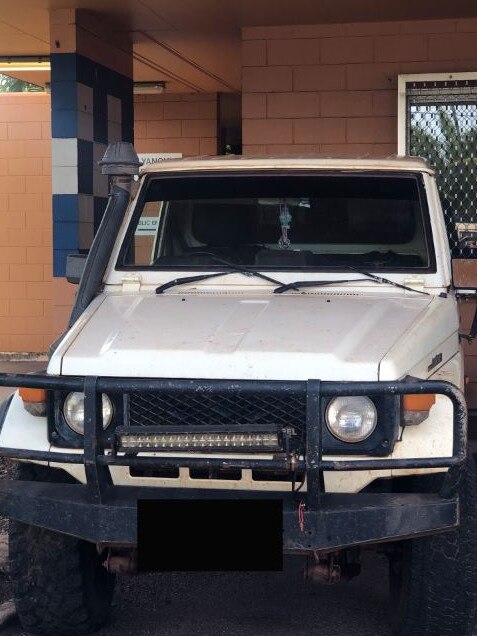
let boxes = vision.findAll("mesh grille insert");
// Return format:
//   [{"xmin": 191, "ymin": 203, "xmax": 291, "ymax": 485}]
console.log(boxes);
[{"xmin": 128, "ymin": 388, "xmax": 307, "ymax": 449}]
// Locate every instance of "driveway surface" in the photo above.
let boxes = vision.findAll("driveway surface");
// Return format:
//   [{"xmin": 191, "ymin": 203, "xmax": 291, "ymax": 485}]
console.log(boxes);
[{"xmin": 1, "ymin": 553, "xmax": 390, "ymax": 636}]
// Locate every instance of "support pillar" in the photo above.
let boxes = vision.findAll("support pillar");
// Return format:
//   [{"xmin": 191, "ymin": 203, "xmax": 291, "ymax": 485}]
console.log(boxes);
[{"xmin": 49, "ymin": 10, "xmax": 133, "ymax": 336}]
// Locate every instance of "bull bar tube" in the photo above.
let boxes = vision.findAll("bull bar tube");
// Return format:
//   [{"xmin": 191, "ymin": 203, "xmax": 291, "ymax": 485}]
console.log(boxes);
[{"xmin": 0, "ymin": 374, "xmax": 467, "ymax": 551}]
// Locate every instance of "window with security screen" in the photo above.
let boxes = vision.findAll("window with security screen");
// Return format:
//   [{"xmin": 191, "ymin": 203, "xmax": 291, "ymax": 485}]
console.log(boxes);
[{"xmin": 398, "ymin": 74, "xmax": 477, "ymax": 258}]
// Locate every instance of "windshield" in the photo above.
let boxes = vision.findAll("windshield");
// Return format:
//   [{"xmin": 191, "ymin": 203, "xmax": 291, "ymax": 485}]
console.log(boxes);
[{"xmin": 119, "ymin": 173, "xmax": 435, "ymax": 272}]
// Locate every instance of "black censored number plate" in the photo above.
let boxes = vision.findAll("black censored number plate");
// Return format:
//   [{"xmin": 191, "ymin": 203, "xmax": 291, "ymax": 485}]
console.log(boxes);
[{"xmin": 137, "ymin": 499, "xmax": 283, "ymax": 572}]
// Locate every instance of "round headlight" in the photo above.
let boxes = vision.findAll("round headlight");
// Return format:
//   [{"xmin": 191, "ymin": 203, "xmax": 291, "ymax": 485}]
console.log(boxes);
[
  {"xmin": 63, "ymin": 392, "xmax": 113, "ymax": 435},
  {"xmin": 325, "ymin": 396, "xmax": 377, "ymax": 443}
]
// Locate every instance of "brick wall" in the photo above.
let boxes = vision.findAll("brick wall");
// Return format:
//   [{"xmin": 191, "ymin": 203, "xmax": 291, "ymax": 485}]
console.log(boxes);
[
  {"xmin": 242, "ymin": 17, "xmax": 477, "ymax": 407},
  {"xmin": 0, "ymin": 93, "xmax": 54, "ymax": 353},
  {"xmin": 0, "ymin": 91, "xmax": 219, "ymax": 354},
  {"xmin": 134, "ymin": 93, "xmax": 217, "ymax": 156},
  {"xmin": 242, "ymin": 18, "xmax": 477, "ymax": 155}
]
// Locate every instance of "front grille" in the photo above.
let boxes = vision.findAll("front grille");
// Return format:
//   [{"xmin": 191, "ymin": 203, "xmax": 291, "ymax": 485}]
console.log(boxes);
[{"xmin": 128, "ymin": 387, "xmax": 307, "ymax": 450}]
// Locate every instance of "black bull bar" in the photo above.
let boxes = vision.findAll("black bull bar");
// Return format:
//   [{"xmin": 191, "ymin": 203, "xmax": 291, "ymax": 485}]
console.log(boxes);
[{"xmin": 0, "ymin": 374, "xmax": 467, "ymax": 550}]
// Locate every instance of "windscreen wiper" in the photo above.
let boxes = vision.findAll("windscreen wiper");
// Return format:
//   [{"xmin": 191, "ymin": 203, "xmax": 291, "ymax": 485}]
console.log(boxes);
[
  {"xmin": 274, "ymin": 267, "xmax": 430, "ymax": 296},
  {"xmin": 156, "ymin": 255, "xmax": 286, "ymax": 294},
  {"xmin": 346, "ymin": 267, "xmax": 430, "ymax": 296},
  {"xmin": 194, "ymin": 253, "xmax": 287, "ymax": 287},
  {"xmin": 156, "ymin": 271, "xmax": 234, "ymax": 294},
  {"xmin": 273, "ymin": 278, "xmax": 371, "ymax": 294}
]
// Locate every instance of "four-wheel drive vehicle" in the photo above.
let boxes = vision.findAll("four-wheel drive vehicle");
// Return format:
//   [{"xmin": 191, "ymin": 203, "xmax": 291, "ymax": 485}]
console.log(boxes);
[{"xmin": 0, "ymin": 144, "xmax": 476, "ymax": 635}]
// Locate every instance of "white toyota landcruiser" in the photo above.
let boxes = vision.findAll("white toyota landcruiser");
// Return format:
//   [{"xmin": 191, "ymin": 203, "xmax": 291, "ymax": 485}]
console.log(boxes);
[{"xmin": 0, "ymin": 144, "xmax": 476, "ymax": 636}]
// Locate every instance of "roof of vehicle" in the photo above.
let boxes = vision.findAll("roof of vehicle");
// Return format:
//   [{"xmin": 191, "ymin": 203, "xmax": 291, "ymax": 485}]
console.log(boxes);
[{"xmin": 140, "ymin": 154, "xmax": 434, "ymax": 175}]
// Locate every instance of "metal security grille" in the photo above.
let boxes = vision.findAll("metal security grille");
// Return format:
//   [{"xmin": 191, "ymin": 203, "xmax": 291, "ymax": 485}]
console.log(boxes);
[
  {"xmin": 128, "ymin": 388, "xmax": 307, "ymax": 447},
  {"xmin": 406, "ymin": 80, "xmax": 477, "ymax": 257}
]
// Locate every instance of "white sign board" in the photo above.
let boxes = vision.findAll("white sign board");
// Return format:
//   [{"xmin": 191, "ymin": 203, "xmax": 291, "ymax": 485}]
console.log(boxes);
[
  {"xmin": 138, "ymin": 153, "xmax": 183, "ymax": 167},
  {"xmin": 135, "ymin": 217, "xmax": 160, "ymax": 236},
  {"xmin": 135, "ymin": 153, "xmax": 182, "ymax": 234}
]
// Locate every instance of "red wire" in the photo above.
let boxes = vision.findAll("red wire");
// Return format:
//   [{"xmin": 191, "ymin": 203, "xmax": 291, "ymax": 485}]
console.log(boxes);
[{"xmin": 298, "ymin": 501, "xmax": 305, "ymax": 532}]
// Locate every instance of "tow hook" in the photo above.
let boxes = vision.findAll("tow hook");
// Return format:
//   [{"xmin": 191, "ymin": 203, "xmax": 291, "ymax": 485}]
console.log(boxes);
[
  {"xmin": 304, "ymin": 549, "xmax": 361, "ymax": 584},
  {"xmin": 101, "ymin": 547, "xmax": 138, "ymax": 574},
  {"xmin": 304, "ymin": 552, "xmax": 341, "ymax": 584}
]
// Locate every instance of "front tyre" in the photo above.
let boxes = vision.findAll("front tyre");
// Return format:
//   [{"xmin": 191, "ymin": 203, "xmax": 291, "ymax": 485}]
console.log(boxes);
[
  {"xmin": 9, "ymin": 463, "xmax": 115, "ymax": 636},
  {"xmin": 389, "ymin": 456, "xmax": 477, "ymax": 636}
]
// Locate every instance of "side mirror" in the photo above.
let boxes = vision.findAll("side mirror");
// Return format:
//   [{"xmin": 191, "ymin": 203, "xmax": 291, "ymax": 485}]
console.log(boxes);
[
  {"xmin": 66, "ymin": 253, "xmax": 87, "ymax": 285},
  {"xmin": 456, "ymin": 222, "xmax": 477, "ymax": 250}
]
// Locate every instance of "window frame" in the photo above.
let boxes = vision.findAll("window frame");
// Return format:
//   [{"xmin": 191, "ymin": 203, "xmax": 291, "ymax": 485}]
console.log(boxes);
[{"xmin": 397, "ymin": 71, "xmax": 477, "ymax": 155}]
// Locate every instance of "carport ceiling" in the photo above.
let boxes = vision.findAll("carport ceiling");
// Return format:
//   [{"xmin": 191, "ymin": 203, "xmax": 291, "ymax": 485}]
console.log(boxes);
[{"xmin": 1, "ymin": 0, "xmax": 477, "ymax": 93}]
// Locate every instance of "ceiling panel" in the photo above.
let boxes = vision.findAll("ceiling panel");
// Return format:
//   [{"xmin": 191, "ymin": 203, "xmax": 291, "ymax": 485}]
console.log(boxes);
[
  {"xmin": 133, "ymin": 32, "xmax": 240, "ymax": 92},
  {"xmin": 0, "ymin": 0, "xmax": 477, "ymax": 94},
  {"xmin": 132, "ymin": 0, "xmax": 477, "ymax": 32},
  {"xmin": 0, "ymin": 13, "xmax": 49, "ymax": 55}
]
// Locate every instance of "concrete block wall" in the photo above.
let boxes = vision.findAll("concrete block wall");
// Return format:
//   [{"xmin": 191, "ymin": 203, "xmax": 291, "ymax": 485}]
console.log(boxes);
[
  {"xmin": 134, "ymin": 93, "xmax": 217, "ymax": 156},
  {"xmin": 242, "ymin": 18, "xmax": 477, "ymax": 155},
  {"xmin": 242, "ymin": 17, "xmax": 477, "ymax": 406},
  {"xmin": 0, "ymin": 93, "xmax": 54, "ymax": 353},
  {"xmin": 0, "ymin": 91, "xmax": 219, "ymax": 354}
]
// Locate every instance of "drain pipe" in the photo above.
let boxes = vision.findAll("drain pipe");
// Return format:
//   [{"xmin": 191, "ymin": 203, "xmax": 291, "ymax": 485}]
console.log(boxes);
[{"xmin": 68, "ymin": 143, "xmax": 141, "ymax": 327}]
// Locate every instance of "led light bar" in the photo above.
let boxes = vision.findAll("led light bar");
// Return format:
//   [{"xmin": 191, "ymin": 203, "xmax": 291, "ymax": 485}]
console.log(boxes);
[{"xmin": 116, "ymin": 425, "xmax": 280, "ymax": 452}]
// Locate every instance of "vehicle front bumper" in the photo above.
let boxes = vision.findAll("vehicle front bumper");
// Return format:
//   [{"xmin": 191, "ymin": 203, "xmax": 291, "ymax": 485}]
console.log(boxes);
[
  {"xmin": 0, "ymin": 480, "xmax": 459, "ymax": 549},
  {"xmin": 0, "ymin": 374, "xmax": 467, "ymax": 550}
]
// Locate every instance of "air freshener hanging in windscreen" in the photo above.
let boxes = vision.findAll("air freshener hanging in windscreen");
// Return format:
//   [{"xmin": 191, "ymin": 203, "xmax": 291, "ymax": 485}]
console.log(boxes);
[{"xmin": 278, "ymin": 200, "xmax": 292, "ymax": 249}]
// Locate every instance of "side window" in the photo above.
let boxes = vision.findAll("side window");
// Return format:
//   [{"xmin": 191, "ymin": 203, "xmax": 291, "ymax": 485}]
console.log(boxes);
[{"xmin": 128, "ymin": 201, "xmax": 162, "ymax": 265}]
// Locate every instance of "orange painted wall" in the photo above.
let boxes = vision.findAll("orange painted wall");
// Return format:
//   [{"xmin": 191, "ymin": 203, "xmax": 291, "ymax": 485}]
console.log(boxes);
[
  {"xmin": 0, "ymin": 93, "xmax": 55, "ymax": 353},
  {"xmin": 241, "ymin": 17, "xmax": 477, "ymax": 404},
  {"xmin": 0, "ymin": 91, "xmax": 218, "ymax": 354},
  {"xmin": 134, "ymin": 93, "xmax": 217, "ymax": 156},
  {"xmin": 242, "ymin": 18, "xmax": 477, "ymax": 155}
]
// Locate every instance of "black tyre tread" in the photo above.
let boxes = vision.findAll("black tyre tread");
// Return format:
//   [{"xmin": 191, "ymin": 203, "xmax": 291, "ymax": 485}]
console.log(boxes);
[
  {"xmin": 9, "ymin": 463, "xmax": 115, "ymax": 636},
  {"xmin": 393, "ymin": 456, "xmax": 477, "ymax": 636}
]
